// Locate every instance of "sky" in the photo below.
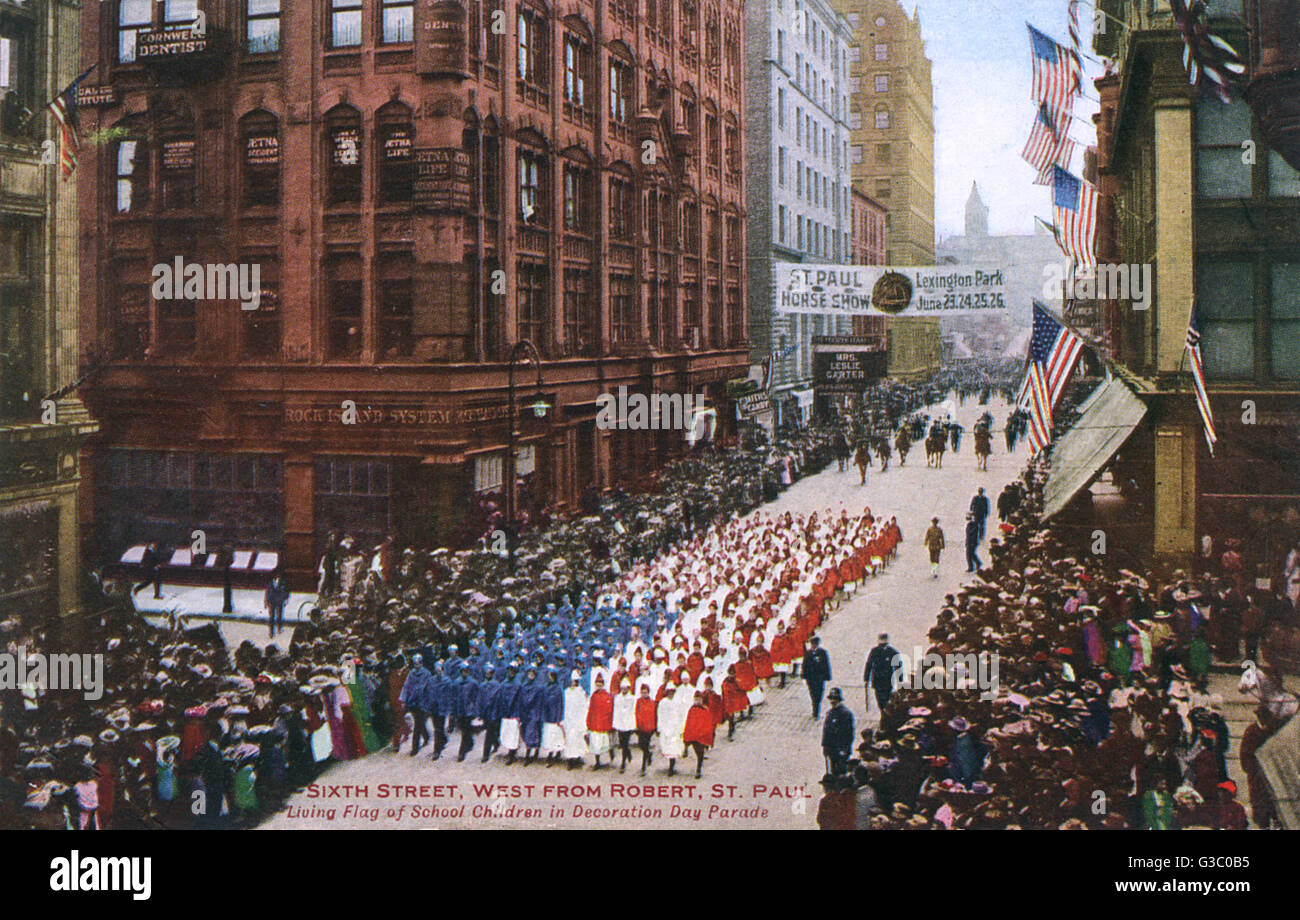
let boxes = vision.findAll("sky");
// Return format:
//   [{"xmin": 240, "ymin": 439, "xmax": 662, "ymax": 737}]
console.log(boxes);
[{"xmin": 904, "ymin": 0, "xmax": 1102, "ymax": 241}]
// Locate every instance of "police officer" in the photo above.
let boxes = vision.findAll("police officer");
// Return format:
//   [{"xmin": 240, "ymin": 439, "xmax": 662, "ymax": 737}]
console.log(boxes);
[
  {"xmin": 803, "ymin": 637, "xmax": 832, "ymax": 719},
  {"xmin": 821, "ymin": 688, "xmax": 854, "ymax": 779},
  {"xmin": 863, "ymin": 633, "xmax": 900, "ymax": 718}
]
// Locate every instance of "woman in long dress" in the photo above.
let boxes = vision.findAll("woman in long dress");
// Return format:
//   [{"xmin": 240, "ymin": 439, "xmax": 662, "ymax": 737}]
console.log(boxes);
[
  {"xmin": 498, "ymin": 664, "xmax": 523, "ymax": 764},
  {"xmin": 657, "ymin": 683, "xmax": 687, "ymax": 776},
  {"xmin": 517, "ymin": 668, "xmax": 544, "ymax": 764},
  {"xmin": 586, "ymin": 672, "xmax": 614, "ymax": 767},
  {"xmin": 561, "ymin": 671, "xmax": 589, "ymax": 767},
  {"xmin": 539, "ymin": 669, "xmax": 567, "ymax": 765}
]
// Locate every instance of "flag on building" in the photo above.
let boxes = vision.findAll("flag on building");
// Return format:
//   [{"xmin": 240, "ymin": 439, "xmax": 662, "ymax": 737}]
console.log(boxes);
[
  {"xmin": 1186, "ymin": 313, "xmax": 1218, "ymax": 454},
  {"xmin": 45, "ymin": 66, "xmax": 94, "ymax": 180},
  {"xmin": 1050, "ymin": 165, "xmax": 1097, "ymax": 269},
  {"xmin": 1028, "ymin": 23, "xmax": 1080, "ymax": 123},
  {"xmin": 1169, "ymin": 0, "xmax": 1245, "ymax": 104},
  {"xmin": 1067, "ymin": 0, "xmax": 1085, "ymax": 96},
  {"xmin": 1023, "ymin": 102, "xmax": 1075, "ymax": 179},
  {"xmin": 1019, "ymin": 302, "xmax": 1085, "ymax": 453}
]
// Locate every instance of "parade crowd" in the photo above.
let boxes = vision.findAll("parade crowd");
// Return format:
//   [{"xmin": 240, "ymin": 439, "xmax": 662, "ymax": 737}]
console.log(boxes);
[
  {"xmin": 1, "ymin": 370, "xmax": 959, "ymax": 828},
  {"xmin": 817, "ymin": 464, "xmax": 1298, "ymax": 830}
]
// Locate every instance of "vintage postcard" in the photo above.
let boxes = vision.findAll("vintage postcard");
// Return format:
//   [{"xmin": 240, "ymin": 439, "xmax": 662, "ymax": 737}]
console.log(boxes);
[{"xmin": 0, "ymin": 0, "xmax": 1297, "ymax": 868}]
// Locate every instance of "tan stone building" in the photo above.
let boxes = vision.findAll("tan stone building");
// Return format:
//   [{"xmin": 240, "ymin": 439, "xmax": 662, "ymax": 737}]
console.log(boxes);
[
  {"xmin": 830, "ymin": 0, "xmax": 938, "ymax": 379},
  {"xmin": 0, "ymin": 0, "xmax": 97, "ymax": 627},
  {"xmin": 1050, "ymin": 1, "xmax": 1300, "ymax": 569}
]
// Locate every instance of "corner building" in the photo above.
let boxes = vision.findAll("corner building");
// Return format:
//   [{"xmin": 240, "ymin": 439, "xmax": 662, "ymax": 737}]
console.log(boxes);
[
  {"xmin": 78, "ymin": 0, "xmax": 750, "ymax": 587},
  {"xmin": 1089, "ymin": 0, "xmax": 1300, "ymax": 564}
]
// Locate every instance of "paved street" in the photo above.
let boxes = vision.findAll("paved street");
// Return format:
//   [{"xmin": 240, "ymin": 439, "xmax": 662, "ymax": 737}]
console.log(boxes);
[{"xmin": 261, "ymin": 394, "xmax": 1034, "ymax": 829}]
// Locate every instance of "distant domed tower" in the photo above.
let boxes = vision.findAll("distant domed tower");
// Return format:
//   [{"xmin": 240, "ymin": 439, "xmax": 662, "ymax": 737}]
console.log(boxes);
[{"xmin": 965, "ymin": 181, "xmax": 989, "ymax": 239}]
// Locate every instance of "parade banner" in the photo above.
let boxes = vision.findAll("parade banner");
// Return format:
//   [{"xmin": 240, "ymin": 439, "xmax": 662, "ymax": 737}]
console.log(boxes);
[{"xmin": 775, "ymin": 263, "xmax": 1010, "ymax": 316}]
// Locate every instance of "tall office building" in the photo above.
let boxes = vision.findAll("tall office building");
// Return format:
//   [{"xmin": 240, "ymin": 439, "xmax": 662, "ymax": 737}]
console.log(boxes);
[
  {"xmin": 746, "ymin": 0, "xmax": 856, "ymax": 426},
  {"xmin": 0, "ymin": 1, "xmax": 98, "ymax": 626},
  {"xmin": 833, "ymin": 0, "xmax": 939, "ymax": 379}
]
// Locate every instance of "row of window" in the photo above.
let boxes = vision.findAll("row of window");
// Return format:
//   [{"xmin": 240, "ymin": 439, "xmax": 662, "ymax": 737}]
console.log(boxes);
[
  {"xmin": 777, "ymin": 148, "xmax": 850, "ymax": 214},
  {"xmin": 775, "ymin": 205, "xmax": 847, "ymax": 262},
  {"xmin": 111, "ymin": 106, "xmax": 745, "ymax": 236},
  {"xmin": 1195, "ymin": 98, "xmax": 1300, "ymax": 199},
  {"xmin": 116, "ymin": 0, "xmax": 739, "ymax": 76},
  {"xmin": 775, "ymin": 91, "xmax": 851, "ymax": 176},
  {"xmin": 116, "ymin": 0, "xmax": 413, "ymax": 60},
  {"xmin": 1197, "ymin": 261, "xmax": 1300, "ymax": 381}
]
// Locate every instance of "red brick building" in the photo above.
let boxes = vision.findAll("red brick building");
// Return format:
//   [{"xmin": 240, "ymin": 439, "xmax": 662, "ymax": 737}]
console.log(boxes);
[
  {"xmin": 850, "ymin": 184, "xmax": 886, "ymax": 267},
  {"xmin": 850, "ymin": 184, "xmax": 886, "ymax": 340},
  {"xmin": 76, "ymin": 0, "xmax": 749, "ymax": 586}
]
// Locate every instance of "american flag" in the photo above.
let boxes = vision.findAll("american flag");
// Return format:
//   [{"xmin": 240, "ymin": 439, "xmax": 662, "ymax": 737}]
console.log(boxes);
[
  {"xmin": 1028, "ymin": 24, "xmax": 1080, "ymax": 123},
  {"xmin": 1022, "ymin": 102, "xmax": 1075, "ymax": 179},
  {"xmin": 1018, "ymin": 303, "xmax": 1085, "ymax": 453},
  {"xmin": 1067, "ymin": 0, "xmax": 1085, "ymax": 96},
  {"xmin": 1050, "ymin": 165, "xmax": 1097, "ymax": 269},
  {"xmin": 46, "ymin": 67, "xmax": 94, "ymax": 180},
  {"xmin": 1170, "ymin": 0, "xmax": 1245, "ymax": 104},
  {"xmin": 1186, "ymin": 313, "xmax": 1217, "ymax": 454}
]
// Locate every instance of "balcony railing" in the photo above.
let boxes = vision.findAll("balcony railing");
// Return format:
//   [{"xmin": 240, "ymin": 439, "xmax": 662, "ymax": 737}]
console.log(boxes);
[{"xmin": 517, "ymin": 80, "xmax": 551, "ymax": 109}]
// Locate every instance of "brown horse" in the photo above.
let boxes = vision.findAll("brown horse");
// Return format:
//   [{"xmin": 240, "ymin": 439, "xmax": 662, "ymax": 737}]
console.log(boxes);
[{"xmin": 973, "ymin": 426, "xmax": 992, "ymax": 471}]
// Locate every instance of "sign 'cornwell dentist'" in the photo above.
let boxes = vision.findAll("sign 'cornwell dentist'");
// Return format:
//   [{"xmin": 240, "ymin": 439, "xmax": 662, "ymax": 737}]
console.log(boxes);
[{"xmin": 775, "ymin": 263, "xmax": 1010, "ymax": 317}]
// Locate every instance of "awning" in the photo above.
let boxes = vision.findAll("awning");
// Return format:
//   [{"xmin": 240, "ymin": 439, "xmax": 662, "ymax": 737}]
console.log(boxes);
[
  {"xmin": 1041, "ymin": 375, "xmax": 1147, "ymax": 520},
  {"xmin": 793, "ymin": 388, "xmax": 815, "ymax": 408},
  {"xmin": 1257, "ymin": 713, "xmax": 1300, "ymax": 828}
]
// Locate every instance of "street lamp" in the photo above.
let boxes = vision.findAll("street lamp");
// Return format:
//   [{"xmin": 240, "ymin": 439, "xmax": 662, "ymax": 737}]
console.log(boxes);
[{"xmin": 505, "ymin": 339, "xmax": 548, "ymax": 571}]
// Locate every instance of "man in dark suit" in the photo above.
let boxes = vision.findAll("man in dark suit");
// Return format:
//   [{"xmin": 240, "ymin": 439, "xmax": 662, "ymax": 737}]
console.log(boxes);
[
  {"xmin": 803, "ymin": 636, "xmax": 832, "ymax": 719},
  {"xmin": 133, "ymin": 542, "xmax": 163, "ymax": 599},
  {"xmin": 969, "ymin": 487, "xmax": 990, "ymax": 541},
  {"xmin": 821, "ymin": 687, "xmax": 854, "ymax": 778},
  {"xmin": 863, "ymin": 633, "xmax": 900, "ymax": 718},
  {"xmin": 218, "ymin": 544, "xmax": 235, "ymax": 613},
  {"xmin": 965, "ymin": 513, "xmax": 983, "ymax": 573}
]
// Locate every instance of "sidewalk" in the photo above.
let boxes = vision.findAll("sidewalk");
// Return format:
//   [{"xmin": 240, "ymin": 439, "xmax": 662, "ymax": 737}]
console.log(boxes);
[{"xmin": 130, "ymin": 583, "xmax": 319, "ymax": 628}]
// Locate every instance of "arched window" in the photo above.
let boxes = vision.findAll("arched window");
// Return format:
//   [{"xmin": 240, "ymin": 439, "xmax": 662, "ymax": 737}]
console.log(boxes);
[
  {"xmin": 376, "ymin": 102, "xmax": 413, "ymax": 204},
  {"xmin": 517, "ymin": 4, "xmax": 548, "ymax": 86},
  {"xmin": 517, "ymin": 142, "xmax": 548, "ymax": 226},
  {"xmin": 240, "ymin": 110, "xmax": 281, "ymax": 208},
  {"xmin": 608, "ymin": 165, "xmax": 634, "ymax": 241},
  {"xmin": 562, "ymin": 151, "xmax": 592, "ymax": 233},
  {"xmin": 325, "ymin": 106, "xmax": 363, "ymax": 204}
]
